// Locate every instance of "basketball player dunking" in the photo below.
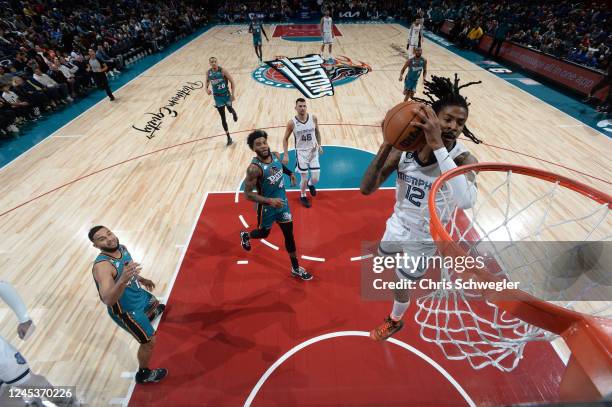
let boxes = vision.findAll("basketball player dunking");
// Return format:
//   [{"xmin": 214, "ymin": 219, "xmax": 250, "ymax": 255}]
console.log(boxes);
[
  {"xmin": 90, "ymin": 226, "xmax": 167, "ymax": 384},
  {"xmin": 206, "ymin": 57, "xmax": 237, "ymax": 146},
  {"xmin": 248, "ymin": 17, "xmax": 269, "ymax": 63},
  {"xmin": 282, "ymin": 98, "xmax": 323, "ymax": 208},
  {"xmin": 240, "ymin": 130, "xmax": 313, "ymax": 281},
  {"xmin": 399, "ymin": 47, "xmax": 427, "ymax": 101},
  {"xmin": 1, "ymin": 281, "xmax": 80, "ymax": 406},
  {"xmin": 320, "ymin": 9, "xmax": 334, "ymax": 62},
  {"xmin": 407, "ymin": 17, "xmax": 424, "ymax": 59},
  {"xmin": 361, "ymin": 75, "xmax": 482, "ymax": 341}
]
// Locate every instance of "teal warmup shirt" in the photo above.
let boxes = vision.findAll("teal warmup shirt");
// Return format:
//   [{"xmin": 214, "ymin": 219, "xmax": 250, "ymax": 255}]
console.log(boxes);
[{"xmin": 93, "ymin": 245, "xmax": 149, "ymax": 315}]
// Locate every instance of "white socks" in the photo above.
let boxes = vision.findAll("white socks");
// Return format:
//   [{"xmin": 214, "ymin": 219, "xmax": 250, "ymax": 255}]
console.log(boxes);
[{"xmin": 390, "ymin": 299, "xmax": 410, "ymax": 322}]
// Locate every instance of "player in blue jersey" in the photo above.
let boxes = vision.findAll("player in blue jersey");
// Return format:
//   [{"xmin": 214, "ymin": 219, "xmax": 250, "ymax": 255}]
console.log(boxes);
[
  {"xmin": 399, "ymin": 47, "xmax": 427, "ymax": 101},
  {"xmin": 90, "ymin": 226, "xmax": 167, "ymax": 384},
  {"xmin": 248, "ymin": 17, "xmax": 269, "ymax": 63},
  {"xmin": 239, "ymin": 130, "xmax": 313, "ymax": 281},
  {"xmin": 206, "ymin": 57, "xmax": 237, "ymax": 146}
]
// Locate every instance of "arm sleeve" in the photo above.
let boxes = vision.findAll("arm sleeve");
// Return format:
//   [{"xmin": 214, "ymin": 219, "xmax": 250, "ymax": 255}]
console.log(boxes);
[
  {"xmin": 282, "ymin": 164, "xmax": 293, "ymax": 176},
  {"xmin": 433, "ymin": 148, "xmax": 477, "ymax": 209},
  {"xmin": 0, "ymin": 280, "xmax": 30, "ymax": 323}
]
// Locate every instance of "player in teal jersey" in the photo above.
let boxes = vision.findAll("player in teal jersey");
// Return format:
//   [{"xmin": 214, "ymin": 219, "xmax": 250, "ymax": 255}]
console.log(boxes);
[
  {"xmin": 206, "ymin": 57, "xmax": 237, "ymax": 146},
  {"xmin": 399, "ymin": 47, "xmax": 427, "ymax": 101},
  {"xmin": 248, "ymin": 17, "xmax": 269, "ymax": 63},
  {"xmin": 239, "ymin": 130, "xmax": 313, "ymax": 281},
  {"xmin": 89, "ymin": 226, "xmax": 167, "ymax": 384}
]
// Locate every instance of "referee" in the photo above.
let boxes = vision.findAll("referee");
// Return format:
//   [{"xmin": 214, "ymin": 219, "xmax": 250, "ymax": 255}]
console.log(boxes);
[{"xmin": 87, "ymin": 48, "xmax": 115, "ymax": 101}]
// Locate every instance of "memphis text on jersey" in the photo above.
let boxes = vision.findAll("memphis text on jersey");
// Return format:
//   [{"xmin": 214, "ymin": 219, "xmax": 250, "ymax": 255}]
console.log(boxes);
[{"xmin": 266, "ymin": 54, "xmax": 333, "ymax": 99}]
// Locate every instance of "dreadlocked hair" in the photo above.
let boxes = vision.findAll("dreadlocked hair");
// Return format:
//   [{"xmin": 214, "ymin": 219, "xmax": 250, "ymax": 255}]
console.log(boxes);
[{"xmin": 413, "ymin": 73, "xmax": 483, "ymax": 144}]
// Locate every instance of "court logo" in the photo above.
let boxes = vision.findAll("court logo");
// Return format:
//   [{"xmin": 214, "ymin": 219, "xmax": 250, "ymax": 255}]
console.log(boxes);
[
  {"xmin": 253, "ymin": 54, "xmax": 371, "ymax": 97},
  {"xmin": 132, "ymin": 81, "xmax": 204, "ymax": 139}
]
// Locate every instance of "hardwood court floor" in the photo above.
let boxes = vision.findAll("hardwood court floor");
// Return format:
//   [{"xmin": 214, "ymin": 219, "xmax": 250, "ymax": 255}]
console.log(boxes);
[{"xmin": 0, "ymin": 23, "xmax": 610, "ymax": 406}]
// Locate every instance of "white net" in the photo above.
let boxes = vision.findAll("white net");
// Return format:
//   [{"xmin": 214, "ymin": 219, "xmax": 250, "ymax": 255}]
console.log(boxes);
[{"xmin": 415, "ymin": 166, "xmax": 612, "ymax": 372}]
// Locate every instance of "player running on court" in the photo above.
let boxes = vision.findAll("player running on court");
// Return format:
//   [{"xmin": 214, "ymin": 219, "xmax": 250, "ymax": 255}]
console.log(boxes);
[
  {"xmin": 206, "ymin": 57, "xmax": 238, "ymax": 146},
  {"xmin": 399, "ymin": 47, "xmax": 427, "ymax": 101},
  {"xmin": 248, "ymin": 17, "xmax": 269, "ymax": 63},
  {"xmin": 320, "ymin": 9, "xmax": 334, "ymax": 62}
]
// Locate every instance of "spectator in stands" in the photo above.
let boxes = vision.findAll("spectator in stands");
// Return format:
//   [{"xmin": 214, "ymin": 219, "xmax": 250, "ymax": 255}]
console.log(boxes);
[
  {"xmin": 2, "ymin": 84, "xmax": 38, "ymax": 119},
  {"xmin": 33, "ymin": 67, "xmax": 71, "ymax": 104},
  {"xmin": 0, "ymin": 99, "xmax": 20, "ymax": 138},
  {"xmin": 464, "ymin": 20, "xmax": 484, "ymax": 49},
  {"xmin": 12, "ymin": 75, "xmax": 54, "ymax": 111},
  {"xmin": 96, "ymin": 44, "xmax": 121, "ymax": 77}
]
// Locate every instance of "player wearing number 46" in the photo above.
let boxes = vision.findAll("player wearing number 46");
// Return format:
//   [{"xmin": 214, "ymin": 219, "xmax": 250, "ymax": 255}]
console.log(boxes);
[
  {"xmin": 282, "ymin": 98, "xmax": 323, "ymax": 208},
  {"xmin": 0, "ymin": 281, "xmax": 80, "ymax": 406},
  {"xmin": 360, "ymin": 74, "xmax": 482, "ymax": 342},
  {"xmin": 89, "ymin": 226, "xmax": 168, "ymax": 384}
]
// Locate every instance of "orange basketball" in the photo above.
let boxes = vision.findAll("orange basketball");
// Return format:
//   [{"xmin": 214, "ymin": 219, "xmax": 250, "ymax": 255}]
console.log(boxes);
[{"xmin": 382, "ymin": 101, "xmax": 427, "ymax": 151}]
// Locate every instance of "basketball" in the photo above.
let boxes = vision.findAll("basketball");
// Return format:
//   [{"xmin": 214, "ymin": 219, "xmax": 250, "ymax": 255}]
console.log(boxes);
[{"xmin": 382, "ymin": 101, "xmax": 427, "ymax": 151}]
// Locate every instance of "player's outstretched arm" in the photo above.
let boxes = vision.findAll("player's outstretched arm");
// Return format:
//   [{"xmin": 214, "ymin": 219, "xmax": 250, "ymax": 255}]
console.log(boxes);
[{"xmin": 360, "ymin": 143, "xmax": 402, "ymax": 195}]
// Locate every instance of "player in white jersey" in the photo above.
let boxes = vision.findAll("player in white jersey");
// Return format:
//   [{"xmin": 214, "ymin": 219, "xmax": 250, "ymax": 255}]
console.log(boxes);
[
  {"xmin": 320, "ymin": 9, "xmax": 334, "ymax": 62},
  {"xmin": 360, "ymin": 74, "xmax": 482, "ymax": 341},
  {"xmin": 283, "ymin": 98, "xmax": 323, "ymax": 208},
  {"xmin": 0, "ymin": 280, "xmax": 79, "ymax": 406},
  {"xmin": 407, "ymin": 17, "xmax": 424, "ymax": 59}
]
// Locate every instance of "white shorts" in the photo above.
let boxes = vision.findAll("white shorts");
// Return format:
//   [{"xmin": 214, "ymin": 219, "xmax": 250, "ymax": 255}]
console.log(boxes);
[
  {"xmin": 0, "ymin": 336, "xmax": 31, "ymax": 387},
  {"xmin": 323, "ymin": 32, "xmax": 333, "ymax": 44},
  {"xmin": 295, "ymin": 148, "xmax": 320, "ymax": 173},
  {"xmin": 379, "ymin": 213, "xmax": 436, "ymax": 281}
]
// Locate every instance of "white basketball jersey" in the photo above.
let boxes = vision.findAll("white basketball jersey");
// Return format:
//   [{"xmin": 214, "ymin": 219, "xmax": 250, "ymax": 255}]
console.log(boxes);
[
  {"xmin": 292, "ymin": 114, "xmax": 317, "ymax": 151},
  {"xmin": 393, "ymin": 142, "xmax": 469, "ymax": 231},
  {"xmin": 322, "ymin": 16, "xmax": 332, "ymax": 33},
  {"xmin": 409, "ymin": 24, "xmax": 423, "ymax": 46}
]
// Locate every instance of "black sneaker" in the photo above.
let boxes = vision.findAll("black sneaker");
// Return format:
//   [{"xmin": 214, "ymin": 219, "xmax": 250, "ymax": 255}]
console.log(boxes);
[
  {"xmin": 135, "ymin": 368, "xmax": 168, "ymax": 384},
  {"xmin": 240, "ymin": 231, "xmax": 251, "ymax": 251},
  {"xmin": 232, "ymin": 111, "xmax": 238, "ymax": 122},
  {"xmin": 148, "ymin": 303, "xmax": 165, "ymax": 322},
  {"xmin": 308, "ymin": 184, "xmax": 317, "ymax": 196},
  {"xmin": 227, "ymin": 136, "xmax": 233, "ymax": 146},
  {"xmin": 300, "ymin": 196, "xmax": 311, "ymax": 208},
  {"xmin": 291, "ymin": 266, "xmax": 313, "ymax": 281}
]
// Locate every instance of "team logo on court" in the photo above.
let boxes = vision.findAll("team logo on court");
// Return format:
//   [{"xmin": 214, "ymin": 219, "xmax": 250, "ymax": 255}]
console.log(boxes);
[{"xmin": 253, "ymin": 54, "xmax": 371, "ymax": 97}]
